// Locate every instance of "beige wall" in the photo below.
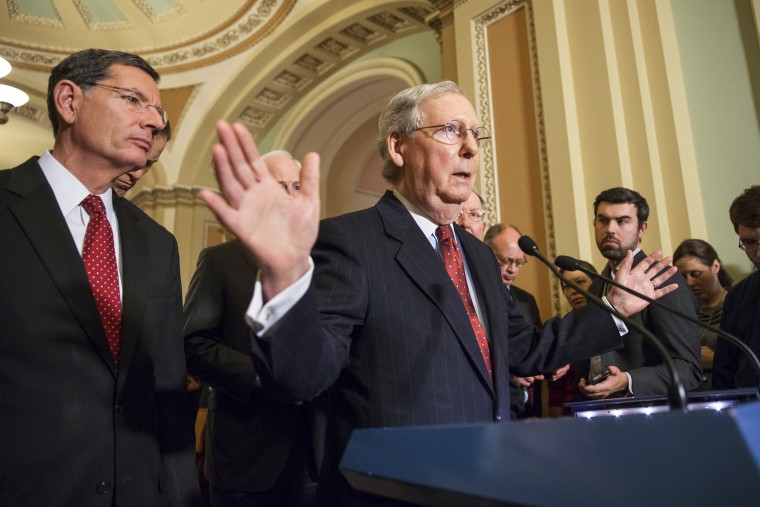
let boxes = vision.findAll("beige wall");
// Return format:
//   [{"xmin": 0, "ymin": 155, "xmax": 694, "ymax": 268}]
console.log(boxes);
[{"xmin": 451, "ymin": 0, "xmax": 760, "ymax": 316}]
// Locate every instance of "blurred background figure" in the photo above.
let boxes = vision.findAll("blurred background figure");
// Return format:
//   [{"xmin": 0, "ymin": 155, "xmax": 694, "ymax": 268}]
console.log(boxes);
[
  {"xmin": 184, "ymin": 150, "xmax": 322, "ymax": 507},
  {"xmin": 547, "ymin": 260, "xmax": 598, "ymax": 417},
  {"xmin": 673, "ymin": 239, "xmax": 732, "ymax": 390},
  {"xmin": 456, "ymin": 190, "xmax": 488, "ymax": 240},
  {"xmin": 112, "ymin": 120, "xmax": 171, "ymax": 197},
  {"xmin": 714, "ymin": 185, "xmax": 760, "ymax": 389},
  {"xmin": 484, "ymin": 223, "xmax": 543, "ymax": 418}
]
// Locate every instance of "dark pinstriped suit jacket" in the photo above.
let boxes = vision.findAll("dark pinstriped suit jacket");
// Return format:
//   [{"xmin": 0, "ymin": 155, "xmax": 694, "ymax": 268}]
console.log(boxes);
[{"xmin": 250, "ymin": 191, "xmax": 622, "ymax": 505}]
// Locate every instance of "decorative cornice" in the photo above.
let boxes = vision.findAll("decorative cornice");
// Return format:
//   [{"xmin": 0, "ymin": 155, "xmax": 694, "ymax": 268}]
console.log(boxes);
[
  {"xmin": 1, "ymin": 0, "xmax": 296, "ymax": 74},
  {"xmin": 235, "ymin": 6, "xmax": 433, "ymax": 138}
]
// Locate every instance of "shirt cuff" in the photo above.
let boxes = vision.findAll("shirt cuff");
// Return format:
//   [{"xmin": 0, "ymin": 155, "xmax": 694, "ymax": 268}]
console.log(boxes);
[
  {"xmin": 245, "ymin": 257, "xmax": 314, "ymax": 335},
  {"xmin": 602, "ymin": 295, "xmax": 629, "ymax": 335}
]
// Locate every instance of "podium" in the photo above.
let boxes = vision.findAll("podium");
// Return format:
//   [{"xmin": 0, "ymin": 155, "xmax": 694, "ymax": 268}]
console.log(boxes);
[{"xmin": 340, "ymin": 400, "xmax": 760, "ymax": 506}]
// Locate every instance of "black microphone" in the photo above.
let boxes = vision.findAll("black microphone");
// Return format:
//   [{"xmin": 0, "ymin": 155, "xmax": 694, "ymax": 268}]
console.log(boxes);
[
  {"xmin": 518, "ymin": 236, "xmax": 688, "ymax": 411},
  {"xmin": 556, "ymin": 254, "xmax": 760, "ymax": 390}
]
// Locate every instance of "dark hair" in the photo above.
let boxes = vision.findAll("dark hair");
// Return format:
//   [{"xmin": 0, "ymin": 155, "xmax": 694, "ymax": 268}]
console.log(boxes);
[
  {"xmin": 377, "ymin": 81, "xmax": 463, "ymax": 183},
  {"xmin": 483, "ymin": 223, "xmax": 522, "ymax": 248},
  {"xmin": 48, "ymin": 49, "xmax": 160, "ymax": 135},
  {"xmin": 160, "ymin": 119, "xmax": 172, "ymax": 141},
  {"xmin": 673, "ymin": 238, "xmax": 733, "ymax": 289},
  {"xmin": 729, "ymin": 185, "xmax": 760, "ymax": 233},
  {"xmin": 593, "ymin": 187, "xmax": 649, "ymax": 229},
  {"xmin": 559, "ymin": 260, "xmax": 598, "ymax": 289}
]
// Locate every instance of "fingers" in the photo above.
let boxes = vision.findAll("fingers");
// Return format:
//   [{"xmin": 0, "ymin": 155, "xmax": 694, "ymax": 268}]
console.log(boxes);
[
  {"xmin": 512, "ymin": 376, "xmax": 531, "ymax": 387},
  {"xmin": 198, "ymin": 188, "xmax": 234, "ymax": 227},
  {"xmin": 300, "ymin": 151, "xmax": 321, "ymax": 198},
  {"xmin": 215, "ymin": 121, "xmax": 261, "ymax": 189},
  {"xmin": 654, "ymin": 282, "xmax": 679, "ymax": 297},
  {"xmin": 211, "ymin": 144, "xmax": 245, "ymax": 206},
  {"xmin": 651, "ymin": 265, "xmax": 678, "ymax": 288}
]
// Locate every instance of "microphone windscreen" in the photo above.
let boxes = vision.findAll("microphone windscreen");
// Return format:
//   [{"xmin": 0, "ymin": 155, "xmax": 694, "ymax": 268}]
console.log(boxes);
[
  {"xmin": 555, "ymin": 255, "xmax": 578, "ymax": 271},
  {"xmin": 518, "ymin": 235, "xmax": 539, "ymax": 256}
]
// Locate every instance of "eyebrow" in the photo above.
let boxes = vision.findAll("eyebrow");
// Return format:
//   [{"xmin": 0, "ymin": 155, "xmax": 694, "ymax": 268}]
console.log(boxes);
[{"xmin": 596, "ymin": 212, "xmax": 632, "ymax": 220}]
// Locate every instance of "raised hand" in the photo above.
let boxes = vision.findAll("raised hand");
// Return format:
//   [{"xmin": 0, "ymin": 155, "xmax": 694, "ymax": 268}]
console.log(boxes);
[
  {"xmin": 607, "ymin": 250, "xmax": 678, "ymax": 317},
  {"xmin": 199, "ymin": 121, "xmax": 321, "ymax": 300}
]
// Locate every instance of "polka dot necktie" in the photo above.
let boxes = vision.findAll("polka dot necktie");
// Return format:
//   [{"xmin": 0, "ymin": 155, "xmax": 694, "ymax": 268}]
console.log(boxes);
[
  {"xmin": 436, "ymin": 224, "xmax": 492, "ymax": 379},
  {"xmin": 81, "ymin": 195, "xmax": 122, "ymax": 369}
]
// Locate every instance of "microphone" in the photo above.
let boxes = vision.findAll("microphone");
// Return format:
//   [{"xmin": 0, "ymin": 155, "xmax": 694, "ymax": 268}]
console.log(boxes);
[
  {"xmin": 518, "ymin": 236, "xmax": 688, "ymax": 411},
  {"xmin": 556, "ymin": 254, "xmax": 760, "ymax": 390}
]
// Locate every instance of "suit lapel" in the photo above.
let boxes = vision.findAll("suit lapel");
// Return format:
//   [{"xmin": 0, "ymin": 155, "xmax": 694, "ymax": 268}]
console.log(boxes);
[
  {"xmin": 376, "ymin": 192, "xmax": 494, "ymax": 391},
  {"xmin": 115, "ymin": 198, "xmax": 148, "ymax": 381},
  {"xmin": 6, "ymin": 161, "xmax": 117, "ymax": 375}
]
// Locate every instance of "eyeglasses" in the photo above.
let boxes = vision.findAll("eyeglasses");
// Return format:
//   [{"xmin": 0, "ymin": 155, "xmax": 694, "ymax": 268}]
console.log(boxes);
[
  {"xmin": 496, "ymin": 256, "xmax": 527, "ymax": 268},
  {"xmin": 738, "ymin": 238, "xmax": 760, "ymax": 251},
  {"xmin": 458, "ymin": 209, "xmax": 487, "ymax": 222},
  {"xmin": 92, "ymin": 83, "xmax": 168, "ymax": 128},
  {"xmin": 415, "ymin": 120, "xmax": 490, "ymax": 146}
]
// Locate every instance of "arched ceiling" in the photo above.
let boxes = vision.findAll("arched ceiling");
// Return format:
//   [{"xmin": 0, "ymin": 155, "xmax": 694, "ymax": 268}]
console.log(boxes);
[
  {"xmin": 0, "ymin": 0, "xmax": 443, "ymax": 202},
  {"xmin": 2, "ymin": 0, "xmax": 295, "ymax": 73}
]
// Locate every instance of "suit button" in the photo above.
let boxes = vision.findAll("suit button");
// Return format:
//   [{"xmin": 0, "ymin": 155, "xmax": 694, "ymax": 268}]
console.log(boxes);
[
  {"xmin": 115, "ymin": 404, "xmax": 122, "ymax": 414},
  {"xmin": 96, "ymin": 481, "xmax": 111, "ymax": 495},
  {"xmin": 495, "ymin": 414, "xmax": 502, "ymax": 421}
]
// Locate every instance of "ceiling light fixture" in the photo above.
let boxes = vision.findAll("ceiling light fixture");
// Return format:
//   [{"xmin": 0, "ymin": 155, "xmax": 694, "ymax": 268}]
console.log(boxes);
[
  {"xmin": 0, "ymin": 56, "xmax": 11, "ymax": 78},
  {"xmin": 0, "ymin": 57, "xmax": 30, "ymax": 125}
]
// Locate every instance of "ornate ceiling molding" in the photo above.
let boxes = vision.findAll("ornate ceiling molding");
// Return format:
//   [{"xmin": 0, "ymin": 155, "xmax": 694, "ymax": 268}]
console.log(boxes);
[
  {"xmin": 0, "ymin": 0, "xmax": 296, "ymax": 74},
  {"xmin": 233, "ymin": 5, "xmax": 433, "ymax": 137}
]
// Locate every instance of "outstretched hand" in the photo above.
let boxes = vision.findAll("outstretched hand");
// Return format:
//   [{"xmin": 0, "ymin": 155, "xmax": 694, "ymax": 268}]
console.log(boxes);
[
  {"xmin": 607, "ymin": 250, "xmax": 678, "ymax": 317},
  {"xmin": 199, "ymin": 121, "xmax": 320, "ymax": 300}
]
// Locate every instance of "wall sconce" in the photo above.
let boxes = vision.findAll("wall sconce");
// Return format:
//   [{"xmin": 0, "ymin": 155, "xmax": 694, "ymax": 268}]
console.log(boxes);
[{"xmin": 0, "ymin": 56, "xmax": 30, "ymax": 125}]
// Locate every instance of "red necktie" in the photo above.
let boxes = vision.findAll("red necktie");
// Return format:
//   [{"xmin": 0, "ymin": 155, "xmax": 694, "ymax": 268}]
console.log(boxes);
[
  {"xmin": 81, "ymin": 195, "xmax": 122, "ymax": 368},
  {"xmin": 436, "ymin": 225, "xmax": 492, "ymax": 379}
]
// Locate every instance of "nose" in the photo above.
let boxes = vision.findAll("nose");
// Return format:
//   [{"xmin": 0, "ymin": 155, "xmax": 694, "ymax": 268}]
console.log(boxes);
[
  {"xmin": 142, "ymin": 105, "xmax": 165, "ymax": 131},
  {"xmin": 459, "ymin": 133, "xmax": 479, "ymax": 158},
  {"xmin": 457, "ymin": 212, "xmax": 471, "ymax": 230}
]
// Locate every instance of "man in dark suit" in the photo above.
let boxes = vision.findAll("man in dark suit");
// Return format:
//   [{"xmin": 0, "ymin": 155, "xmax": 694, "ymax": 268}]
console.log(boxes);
[
  {"xmin": 580, "ymin": 187, "xmax": 702, "ymax": 399},
  {"xmin": 714, "ymin": 185, "xmax": 760, "ymax": 389},
  {"xmin": 184, "ymin": 151, "xmax": 322, "ymax": 506},
  {"xmin": 484, "ymin": 222, "xmax": 544, "ymax": 418},
  {"xmin": 200, "ymin": 82, "xmax": 680, "ymax": 505},
  {"xmin": 0, "ymin": 49, "xmax": 198, "ymax": 505}
]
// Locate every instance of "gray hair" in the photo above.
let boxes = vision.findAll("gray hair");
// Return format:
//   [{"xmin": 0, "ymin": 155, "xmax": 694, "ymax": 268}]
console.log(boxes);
[
  {"xmin": 262, "ymin": 149, "xmax": 301, "ymax": 169},
  {"xmin": 377, "ymin": 81, "xmax": 464, "ymax": 183}
]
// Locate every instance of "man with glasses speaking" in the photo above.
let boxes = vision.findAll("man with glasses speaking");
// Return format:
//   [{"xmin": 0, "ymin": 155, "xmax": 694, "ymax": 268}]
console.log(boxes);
[{"xmin": 201, "ymin": 80, "xmax": 680, "ymax": 505}]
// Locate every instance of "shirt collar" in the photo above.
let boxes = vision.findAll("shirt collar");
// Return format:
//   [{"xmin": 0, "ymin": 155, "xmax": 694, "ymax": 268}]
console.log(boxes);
[
  {"xmin": 39, "ymin": 150, "xmax": 115, "ymax": 216},
  {"xmin": 610, "ymin": 247, "xmax": 642, "ymax": 278},
  {"xmin": 393, "ymin": 189, "xmax": 441, "ymax": 242}
]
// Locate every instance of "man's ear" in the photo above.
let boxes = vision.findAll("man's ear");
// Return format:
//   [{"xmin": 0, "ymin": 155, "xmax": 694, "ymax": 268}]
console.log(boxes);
[
  {"xmin": 52, "ymin": 80, "xmax": 80, "ymax": 129},
  {"xmin": 386, "ymin": 132, "xmax": 404, "ymax": 168}
]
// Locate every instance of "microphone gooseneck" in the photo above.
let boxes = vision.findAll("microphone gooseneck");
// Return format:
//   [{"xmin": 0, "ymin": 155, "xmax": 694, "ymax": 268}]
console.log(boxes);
[
  {"xmin": 556, "ymin": 254, "xmax": 760, "ymax": 391},
  {"xmin": 518, "ymin": 236, "xmax": 688, "ymax": 411}
]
